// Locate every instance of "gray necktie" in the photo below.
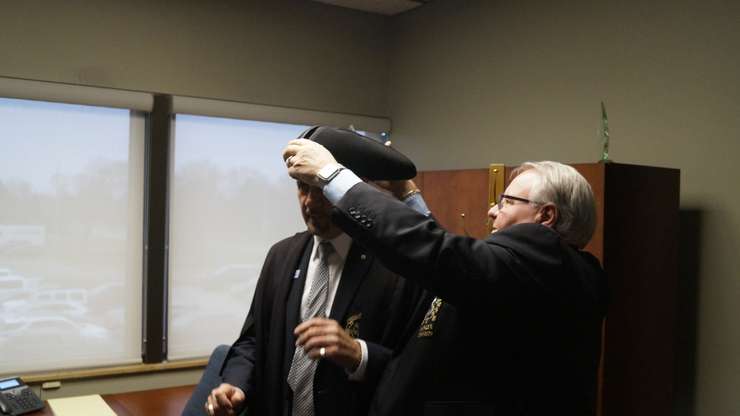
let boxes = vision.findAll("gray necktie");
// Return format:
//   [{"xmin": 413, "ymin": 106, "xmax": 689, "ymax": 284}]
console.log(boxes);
[{"xmin": 287, "ymin": 241, "xmax": 333, "ymax": 416}]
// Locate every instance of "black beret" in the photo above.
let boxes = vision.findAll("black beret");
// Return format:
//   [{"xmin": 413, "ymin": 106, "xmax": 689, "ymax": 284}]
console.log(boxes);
[{"xmin": 297, "ymin": 126, "xmax": 416, "ymax": 180}]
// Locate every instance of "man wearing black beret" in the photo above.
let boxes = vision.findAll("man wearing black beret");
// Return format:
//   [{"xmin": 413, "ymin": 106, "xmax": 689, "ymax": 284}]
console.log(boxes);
[
  {"xmin": 204, "ymin": 127, "xmax": 427, "ymax": 416},
  {"xmin": 283, "ymin": 138, "xmax": 608, "ymax": 415}
]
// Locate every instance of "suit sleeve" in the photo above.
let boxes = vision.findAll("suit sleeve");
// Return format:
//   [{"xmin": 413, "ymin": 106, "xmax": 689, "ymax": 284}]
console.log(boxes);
[
  {"xmin": 362, "ymin": 289, "xmax": 428, "ymax": 385},
  {"xmin": 362, "ymin": 341, "xmax": 392, "ymax": 384},
  {"xmin": 332, "ymin": 182, "xmax": 559, "ymax": 308},
  {"xmin": 220, "ymin": 307, "xmax": 258, "ymax": 395},
  {"xmin": 363, "ymin": 268, "xmax": 431, "ymax": 386},
  {"xmin": 220, "ymin": 245, "xmax": 278, "ymax": 396}
]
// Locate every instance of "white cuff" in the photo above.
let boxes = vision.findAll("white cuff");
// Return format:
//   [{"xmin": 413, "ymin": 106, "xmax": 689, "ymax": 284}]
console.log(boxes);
[
  {"xmin": 323, "ymin": 168, "xmax": 429, "ymax": 217},
  {"xmin": 323, "ymin": 169, "xmax": 362, "ymax": 205},
  {"xmin": 346, "ymin": 339, "xmax": 368, "ymax": 381}
]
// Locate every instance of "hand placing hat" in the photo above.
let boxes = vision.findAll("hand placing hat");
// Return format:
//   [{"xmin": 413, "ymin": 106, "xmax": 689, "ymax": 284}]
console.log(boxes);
[{"xmin": 283, "ymin": 139, "xmax": 338, "ymax": 187}]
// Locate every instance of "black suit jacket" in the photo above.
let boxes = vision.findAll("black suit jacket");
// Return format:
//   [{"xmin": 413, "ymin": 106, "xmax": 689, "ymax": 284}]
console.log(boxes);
[
  {"xmin": 220, "ymin": 230, "xmax": 424, "ymax": 416},
  {"xmin": 332, "ymin": 183, "xmax": 609, "ymax": 416}
]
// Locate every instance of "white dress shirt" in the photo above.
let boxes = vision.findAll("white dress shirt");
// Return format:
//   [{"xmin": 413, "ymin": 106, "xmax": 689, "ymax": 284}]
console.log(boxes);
[{"xmin": 301, "ymin": 233, "xmax": 352, "ymax": 318}]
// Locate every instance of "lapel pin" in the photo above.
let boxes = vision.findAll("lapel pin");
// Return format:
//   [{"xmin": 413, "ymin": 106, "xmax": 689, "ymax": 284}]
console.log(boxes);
[{"xmin": 360, "ymin": 254, "xmax": 367, "ymax": 261}]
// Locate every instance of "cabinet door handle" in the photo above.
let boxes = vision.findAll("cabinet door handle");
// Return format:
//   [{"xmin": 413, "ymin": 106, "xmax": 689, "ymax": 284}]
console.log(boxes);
[{"xmin": 460, "ymin": 213, "xmax": 471, "ymax": 237}]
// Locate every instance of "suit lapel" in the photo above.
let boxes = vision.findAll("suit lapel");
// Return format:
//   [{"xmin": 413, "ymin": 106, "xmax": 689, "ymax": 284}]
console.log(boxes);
[
  {"xmin": 284, "ymin": 236, "xmax": 313, "ymax": 338},
  {"xmin": 278, "ymin": 234, "xmax": 313, "ymax": 384},
  {"xmin": 329, "ymin": 242, "xmax": 373, "ymax": 322},
  {"xmin": 275, "ymin": 232, "xmax": 313, "ymax": 307}
]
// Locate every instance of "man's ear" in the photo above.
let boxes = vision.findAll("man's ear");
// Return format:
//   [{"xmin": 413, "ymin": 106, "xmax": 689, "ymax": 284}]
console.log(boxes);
[{"xmin": 537, "ymin": 204, "xmax": 559, "ymax": 228}]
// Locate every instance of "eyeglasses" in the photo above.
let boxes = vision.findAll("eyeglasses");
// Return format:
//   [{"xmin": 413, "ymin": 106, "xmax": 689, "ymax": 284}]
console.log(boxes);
[{"xmin": 496, "ymin": 194, "xmax": 542, "ymax": 210}]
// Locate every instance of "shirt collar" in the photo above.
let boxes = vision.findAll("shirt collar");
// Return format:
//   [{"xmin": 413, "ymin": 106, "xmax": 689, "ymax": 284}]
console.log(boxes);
[{"xmin": 313, "ymin": 233, "xmax": 351, "ymax": 262}]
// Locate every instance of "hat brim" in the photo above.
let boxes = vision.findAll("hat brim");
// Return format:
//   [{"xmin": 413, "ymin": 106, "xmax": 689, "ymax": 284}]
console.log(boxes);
[{"xmin": 298, "ymin": 126, "xmax": 416, "ymax": 181}]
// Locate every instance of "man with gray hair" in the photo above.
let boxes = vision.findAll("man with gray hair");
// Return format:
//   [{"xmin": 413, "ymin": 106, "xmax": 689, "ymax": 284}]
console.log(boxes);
[{"xmin": 283, "ymin": 138, "xmax": 609, "ymax": 416}]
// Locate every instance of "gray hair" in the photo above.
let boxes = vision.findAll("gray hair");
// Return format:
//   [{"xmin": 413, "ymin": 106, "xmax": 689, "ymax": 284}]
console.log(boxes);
[{"xmin": 512, "ymin": 161, "xmax": 597, "ymax": 249}]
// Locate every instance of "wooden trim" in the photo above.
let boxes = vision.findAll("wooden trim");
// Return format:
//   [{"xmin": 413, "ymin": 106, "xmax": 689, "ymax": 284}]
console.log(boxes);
[
  {"xmin": 487, "ymin": 164, "xmax": 505, "ymax": 233},
  {"xmin": 21, "ymin": 358, "xmax": 207, "ymax": 383}
]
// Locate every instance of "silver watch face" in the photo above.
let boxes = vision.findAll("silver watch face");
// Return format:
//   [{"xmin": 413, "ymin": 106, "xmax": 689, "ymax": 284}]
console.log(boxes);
[{"xmin": 318, "ymin": 164, "xmax": 342, "ymax": 182}]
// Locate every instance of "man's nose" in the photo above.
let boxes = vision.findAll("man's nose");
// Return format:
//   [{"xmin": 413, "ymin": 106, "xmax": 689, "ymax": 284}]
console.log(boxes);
[{"xmin": 488, "ymin": 204, "xmax": 499, "ymax": 219}]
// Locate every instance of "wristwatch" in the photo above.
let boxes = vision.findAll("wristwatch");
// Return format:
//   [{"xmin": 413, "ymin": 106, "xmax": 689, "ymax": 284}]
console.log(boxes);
[{"xmin": 317, "ymin": 163, "xmax": 344, "ymax": 186}]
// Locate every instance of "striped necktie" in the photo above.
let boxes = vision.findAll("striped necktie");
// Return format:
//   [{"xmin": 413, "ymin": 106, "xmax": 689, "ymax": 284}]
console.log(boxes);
[{"xmin": 287, "ymin": 241, "xmax": 333, "ymax": 416}]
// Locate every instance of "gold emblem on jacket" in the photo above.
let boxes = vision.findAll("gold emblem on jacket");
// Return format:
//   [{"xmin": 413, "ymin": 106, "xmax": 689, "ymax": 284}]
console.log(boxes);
[
  {"xmin": 345, "ymin": 313, "xmax": 362, "ymax": 338},
  {"xmin": 417, "ymin": 297, "xmax": 443, "ymax": 338}
]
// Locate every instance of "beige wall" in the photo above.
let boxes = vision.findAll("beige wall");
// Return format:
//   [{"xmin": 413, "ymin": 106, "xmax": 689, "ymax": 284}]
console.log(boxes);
[
  {"xmin": 389, "ymin": 0, "xmax": 739, "ymax": 415},
  {"xmin": 0, "ymin": 0, "xmax": 390, "ymax": 116}
]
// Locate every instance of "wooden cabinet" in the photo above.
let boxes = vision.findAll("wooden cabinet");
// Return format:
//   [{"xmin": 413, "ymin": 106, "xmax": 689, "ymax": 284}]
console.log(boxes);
[
  {"xmin": 414, "ymin": 168, "xmax": 492, "ymax": 239},
  {"xmin": 417, "ymin": 162, "xmax": 680, "ymax": 416}
]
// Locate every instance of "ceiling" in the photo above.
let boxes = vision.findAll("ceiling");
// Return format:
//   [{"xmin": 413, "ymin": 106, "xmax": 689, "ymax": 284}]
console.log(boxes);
[{"xmin": 310, "ymin": 0, "xmax": 428, "ymax": 16}]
